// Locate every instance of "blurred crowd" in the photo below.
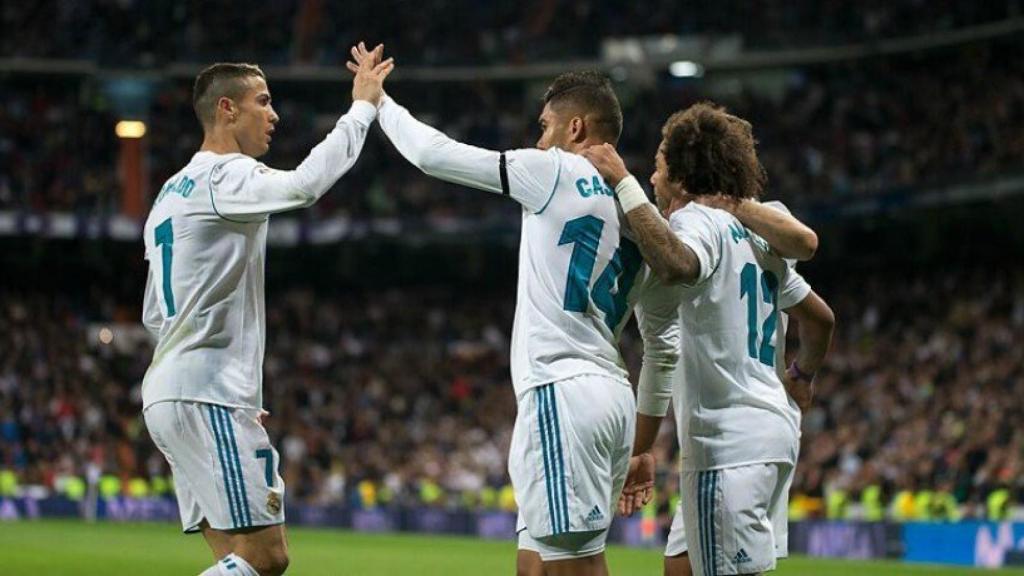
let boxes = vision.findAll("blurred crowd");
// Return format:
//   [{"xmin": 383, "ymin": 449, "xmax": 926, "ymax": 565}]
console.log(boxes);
[
  {"xmin": 1, "ymin": 1, "xmax": 1016, "ymax": 65},
  {"xmin": 2, "ymin": 35, "xmax": 1022, "ymax": 217},
  {"xmin": 1, "ymin": 263, "xmax": 1022, "ymax": 522}
]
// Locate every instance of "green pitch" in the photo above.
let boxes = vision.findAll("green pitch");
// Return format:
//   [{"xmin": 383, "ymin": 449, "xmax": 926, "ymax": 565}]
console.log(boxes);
[{"xmin": 2, "ymin": 520, "xmax": 1023, "ymax": 575}]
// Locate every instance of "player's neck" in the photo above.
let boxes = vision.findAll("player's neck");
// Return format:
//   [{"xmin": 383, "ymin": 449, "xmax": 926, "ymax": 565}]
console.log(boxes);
[
  {"xmin": 199, "ymin": 129, "xmax": 242, "ymax": 155},
  {"xmin": 567, "ymin": 137, "xmax": 609, "ymax": 155}
]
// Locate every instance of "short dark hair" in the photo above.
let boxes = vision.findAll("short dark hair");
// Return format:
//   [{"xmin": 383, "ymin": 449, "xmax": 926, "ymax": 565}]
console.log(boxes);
[
  {"xmin": 543, "ymin": 70, "xmax": 623, "ymax": 143},
  {"xmin": 661, "ymin": 102, "xmax": 766, "ymax": 200},
  {"xmin": 192, "ymin": 63, "xmax": 266, "ymax": 128}
]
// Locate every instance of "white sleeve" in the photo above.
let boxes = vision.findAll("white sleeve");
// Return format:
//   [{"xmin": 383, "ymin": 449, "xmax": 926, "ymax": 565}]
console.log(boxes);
[
  {"xmin": 668, "ymin": 206, "xmax": 723, "ymax": 286},
  {"xmin": 208, "ymin": 100, "xmax": 377, "ymax": 222},
  {"xmin": 634, "ymin": 275, "xmax": 681, "ymax": 417},
  {"xmin": 142, "ymin": 264, "xmax": 164, "ymax": 338},
  {"xmin": 377, "ymin": 96, "xmax": 558, "ymax": 213},
  {"xmin": 779, "ymin": 267, "xmax": 812, "ymax": 310}
]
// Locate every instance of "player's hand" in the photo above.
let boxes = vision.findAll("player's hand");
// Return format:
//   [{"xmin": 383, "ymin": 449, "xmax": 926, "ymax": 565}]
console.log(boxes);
[
  {"xmin": 617, "ymin": 452, "xmax": 655, "ymax": 517},
  {"xmin": 783, "ymin": 372, "xmax": 814, "ymax": 412},
  {"xmin": 581, "ymin": 143, "xmax": 630, "ymax": 187},
  {"xmin": 346, "ymin": 42, "xmax": 394, "ymax": 106},
  {"xmin": 257, "ymin": 409, "xmax": 270, "ymax": 426}
]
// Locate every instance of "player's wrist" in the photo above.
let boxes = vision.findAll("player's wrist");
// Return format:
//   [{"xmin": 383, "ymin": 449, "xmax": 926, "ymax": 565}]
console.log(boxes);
[
  {"xmin": 348, "ymin": 100, "xmax": 379, "ymax": 125},
  {"xmin": 615, "ymin": 175, "xmax": 651, "ymax": 213},
  {"xmin": 787, "ymin": 360, "xmax": 815, "ymax": 383}
]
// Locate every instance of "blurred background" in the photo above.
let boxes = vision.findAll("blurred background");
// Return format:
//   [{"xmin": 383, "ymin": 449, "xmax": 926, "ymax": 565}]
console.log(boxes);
[{"xmin": 2, "ymin": 0, "xmax": 1024, "ymax": 570}]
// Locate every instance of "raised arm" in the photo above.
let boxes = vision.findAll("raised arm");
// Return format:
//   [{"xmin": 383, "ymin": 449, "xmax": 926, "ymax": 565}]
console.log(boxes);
[
  {"xmin": 582, "ymin": 144, "xmax": 701, "ymax": 284},
  {"xmin": 211, "ymin": 48, "xmax": 394, "ymax": 222},
  {"xmin": 695, "ymin": 197, "xmax": 818, "ymax": 261},
  {"xmin": 375, "ymin": 95, "xmax": 558, "ymax": 213}
]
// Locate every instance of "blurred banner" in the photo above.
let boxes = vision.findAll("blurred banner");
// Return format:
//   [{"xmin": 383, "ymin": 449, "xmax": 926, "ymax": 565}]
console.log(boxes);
[
  {"xmin": 788, "ymin": 521, "xmax": 899, "ymax": 560},
  {"xmin": 4, "ymin": 496, "xmax": 1024, "ymax": 567},
  {"xmin": 903, "ymin": 522, "xmax": 1024, "ymax": 568}
]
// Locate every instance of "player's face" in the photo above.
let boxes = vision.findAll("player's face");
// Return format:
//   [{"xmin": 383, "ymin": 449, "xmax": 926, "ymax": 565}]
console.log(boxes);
[
  {"xmin": 232, "ymin": 77, "xmax": 279, "ymax": 158},
  {"xmin": 536, "ymin": 103, "xmax": 571, "ymax": 151},
  {"xmin": 651, "ymin": 143, "xmax": 677, "ymax": 213}
]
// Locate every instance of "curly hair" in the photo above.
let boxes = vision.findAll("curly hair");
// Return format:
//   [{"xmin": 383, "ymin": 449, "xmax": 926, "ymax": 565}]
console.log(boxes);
[
  {"xmin": 543, "ymin": 70, "xmax": 623, "ymax": 143},
  {"xmin": 660, "ymin": 102, "xmax": 766, "ymax": 199}
]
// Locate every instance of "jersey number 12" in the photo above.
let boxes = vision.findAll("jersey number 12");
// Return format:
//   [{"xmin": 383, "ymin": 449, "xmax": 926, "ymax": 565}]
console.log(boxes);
[{"xmin": 740, "ymin": 262, "xmax": 778, "ymax": 367}]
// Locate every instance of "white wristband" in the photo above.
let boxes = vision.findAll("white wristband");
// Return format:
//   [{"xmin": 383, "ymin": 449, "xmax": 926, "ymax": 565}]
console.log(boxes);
[{"xmin": 614, "ymin": 175, "xmax": 651, "ymax": 213}]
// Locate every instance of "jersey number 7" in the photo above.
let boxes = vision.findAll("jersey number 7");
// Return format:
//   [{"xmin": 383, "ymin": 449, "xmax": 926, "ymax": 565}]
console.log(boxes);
[{"xmin": 154, "ymin": 217, "xmax": 177, "ymax": 317}]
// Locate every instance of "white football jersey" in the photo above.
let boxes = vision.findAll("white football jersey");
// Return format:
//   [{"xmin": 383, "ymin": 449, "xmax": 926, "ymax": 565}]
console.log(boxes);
[
  {"xmin": 141, "ymin": 101, "xmax": 377, "ymax": 410},
  {"xmin": 378, "ymin": 97, "xmax": 681, "ymax": 398},
  {"xmin": 668, "ymin": 203, "xmax": 811, "ymax": 471}
]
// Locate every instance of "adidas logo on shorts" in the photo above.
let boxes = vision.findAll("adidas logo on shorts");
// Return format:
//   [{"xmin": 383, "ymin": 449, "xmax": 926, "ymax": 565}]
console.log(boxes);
[
  {"xmin": 584, "ymin": 505, "xmax": 604, "ymax": 524},
  {"xmin": 734, "ymin": 548, "xmax": 753, "ymax": 565}
]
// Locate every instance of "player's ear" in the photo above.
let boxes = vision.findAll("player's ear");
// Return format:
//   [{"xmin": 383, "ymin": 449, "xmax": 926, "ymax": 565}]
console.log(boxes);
[
  {"xmin": 218, "ymin": 96, "xmax": 238, "ymax": 124},
  {"xmin": 569, "ymin": 116, "xmax": 586, "ymax": 143}
]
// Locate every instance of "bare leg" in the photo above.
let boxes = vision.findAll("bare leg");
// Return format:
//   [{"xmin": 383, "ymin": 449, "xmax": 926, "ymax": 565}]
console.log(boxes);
[
  {"xmin": 517, "ymin": 549, "xmax": 545, "ymax": 576},
  {"xmin": 664, "ymin": 552, "xmax": 693, "ymax": 576},
  {"xmin": 543, "ymin": 552, "xmax": 609, "ymax": 576},
  {"xmin": 201, "ymin": 522, "xmax": 289, "ymax": 576}
]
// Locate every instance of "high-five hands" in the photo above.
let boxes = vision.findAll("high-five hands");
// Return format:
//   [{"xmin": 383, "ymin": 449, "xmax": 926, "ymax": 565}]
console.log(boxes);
[{"xmin": 346, "ymin": 42, "xmax": 394, "ymax": 106}]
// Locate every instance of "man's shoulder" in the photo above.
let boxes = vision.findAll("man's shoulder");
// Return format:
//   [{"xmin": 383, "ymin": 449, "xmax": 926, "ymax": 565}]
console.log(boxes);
[{"xmin": 669, "ymin": 201, "xmax": 730, "ymax": 234}]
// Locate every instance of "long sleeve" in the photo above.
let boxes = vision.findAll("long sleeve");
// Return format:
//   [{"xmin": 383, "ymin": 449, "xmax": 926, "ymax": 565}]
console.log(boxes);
[
  {"xmin": 142, "ymin": 265, "xmax": 164, "ymax": 338},
  {"xmin": 635, "ymin": 274, "xmax": 681, "ymax": 417},
  {"xmin": 209, "ymin": 100, "xmax": 378, "ymax": 222},
  {"xmin": 377, "ymin": 96, "xmax": 558, "ymax": 213}
]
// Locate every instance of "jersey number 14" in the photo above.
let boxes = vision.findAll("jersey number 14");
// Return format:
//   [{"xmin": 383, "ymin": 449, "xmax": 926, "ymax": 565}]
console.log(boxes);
[{"xmin": 559, "ymin": 216, "xmax": 643, "ymax": 329}]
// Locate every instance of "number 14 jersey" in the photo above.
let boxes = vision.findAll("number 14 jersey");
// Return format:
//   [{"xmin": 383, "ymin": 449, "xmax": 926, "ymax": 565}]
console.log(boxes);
[{"xmin": 506, "ymin": 147, "xmax": 637, "ymax": 398}]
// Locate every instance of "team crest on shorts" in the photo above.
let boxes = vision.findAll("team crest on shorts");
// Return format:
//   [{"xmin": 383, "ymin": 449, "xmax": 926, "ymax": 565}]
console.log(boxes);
[{"xmin": 267, "ymin": 492, "xmax": 282, "ymax": 514}]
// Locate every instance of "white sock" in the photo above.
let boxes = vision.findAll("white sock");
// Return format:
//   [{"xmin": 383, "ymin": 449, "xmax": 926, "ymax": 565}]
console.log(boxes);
[{"xmin": 197, "ymin": 553, "xmax": 260, "ymax": 576}]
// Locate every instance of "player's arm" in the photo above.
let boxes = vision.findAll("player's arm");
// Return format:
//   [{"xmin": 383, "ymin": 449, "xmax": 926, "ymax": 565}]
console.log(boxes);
[
  {"xmin": 782, "ymin": 290, "xmax": 834, "ymax": 409},
  {"xmin": 633, "ymin": 278, "xmax": 680, "ymax": 455},
  {"xmin": 695, "ymin": 197, "xmax": 817, "ymax": 261},
  {"xmin": 778, "ymin": 267, "xmax": 835, "ymax": 410},
  {"xmin": 211, "ymin": 51, "xmax": 394, "ymax": 221},
  {"xmin": 210, "ymin": 102, "xmax": 376, "ymax": 221},
  {"xmin": 582, "ymin": 144, "xmax": 702, "ymax": 284},
  {"xmin": 376, "ymin": 95, "xmax": 558, "ymax": 213},
  {"xmin": 618, "ymin": 279, "xmax": 680, "ymax": 516},
  {"xmin": 142, "ymin": 265, "xmax": 164, "ymax": 338}
]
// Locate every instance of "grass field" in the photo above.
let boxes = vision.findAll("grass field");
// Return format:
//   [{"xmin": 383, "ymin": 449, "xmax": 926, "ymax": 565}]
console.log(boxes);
[{"xmin": 2, "ymin": 520, "xmax": 1023, "ymax": 575}]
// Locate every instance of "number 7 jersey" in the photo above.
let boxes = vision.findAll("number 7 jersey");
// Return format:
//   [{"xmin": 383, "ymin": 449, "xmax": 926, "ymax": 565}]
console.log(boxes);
[
  {"xmin": 141, "ymin": 101, "xmax": 377, "ymax": 411},
  {"xmin": 668, "ymin": 203, "xmax": 812, "ymax": 471}
]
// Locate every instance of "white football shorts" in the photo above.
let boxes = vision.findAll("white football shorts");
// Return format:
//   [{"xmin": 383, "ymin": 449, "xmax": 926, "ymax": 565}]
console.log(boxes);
[
  {"xmin": 144, "ymin": 401, "xmax": 285, "ymax": 533},
  {"xmin": 666, "ymin": 462, "xmax": 793, "ymax": 575},
  {"xmin": 509, "ymin": 374, "xmax": 635, "ymax": 561}
]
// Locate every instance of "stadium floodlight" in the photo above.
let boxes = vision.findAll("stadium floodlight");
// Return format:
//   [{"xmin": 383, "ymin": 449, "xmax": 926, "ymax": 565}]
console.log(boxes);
[
  {"xmin": 115, "ymin": 120, "xmax": 147, "ymax": 139},
  {"xmin": 669, "ymin": 61, "xmax": 704, "ymax": 78}
]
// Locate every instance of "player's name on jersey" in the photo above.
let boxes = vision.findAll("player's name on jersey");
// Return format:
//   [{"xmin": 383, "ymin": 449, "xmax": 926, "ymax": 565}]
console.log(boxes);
[
  {"xmin": 574, "ymin": 176, "xmax": 614, "ymax": 199},
  {"xmin": 155, "ymin": 176, "xmax": 197, "ymax": 206},
  {"xmin": 728, "ymin": 222, "xmax": 769, "ymax": 251}
]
